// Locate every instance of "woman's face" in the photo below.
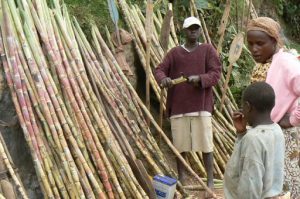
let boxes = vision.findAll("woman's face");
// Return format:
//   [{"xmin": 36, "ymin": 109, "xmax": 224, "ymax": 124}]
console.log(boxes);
[{"xmin": 247, "ymin": 30, "xmax": 277, "ymax": 63}]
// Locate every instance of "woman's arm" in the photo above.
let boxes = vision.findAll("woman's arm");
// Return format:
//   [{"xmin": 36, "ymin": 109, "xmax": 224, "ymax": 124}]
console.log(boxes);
[
  {"xmin": 288, "ymin": 61, "xmax": 300, "ymax": 126},
  {"xmin": 278, "ymin": 113, "xmax": 293, "ymax": 129}
]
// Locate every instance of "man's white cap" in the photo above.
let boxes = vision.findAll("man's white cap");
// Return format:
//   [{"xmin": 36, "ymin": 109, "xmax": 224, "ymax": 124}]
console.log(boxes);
[{"xmin": 182, "ymin": 17, "xmax": 201, "ymax": 29}]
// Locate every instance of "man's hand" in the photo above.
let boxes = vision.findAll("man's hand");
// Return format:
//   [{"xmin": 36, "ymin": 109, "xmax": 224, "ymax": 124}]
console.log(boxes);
[
  {"xmin": 278, "ymin": 113, "xmax": 293, "ymax": 129},
  {"xmin": 187, "ymin": 75, "xmax": 200, "ymax": 87},
  {"xmin": 232, "ymin": 111, "xmax": 247, "ymax": 134},
  {"xmin": 160, "ymin": 77, "xmax": 173, "ymax": 88}
]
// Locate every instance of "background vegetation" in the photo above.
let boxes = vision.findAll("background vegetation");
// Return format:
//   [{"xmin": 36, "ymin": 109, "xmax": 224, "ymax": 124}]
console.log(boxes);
[
  {"xmin": 274, "ymin": 0, "xmax": 300, "ymax": 44},
  {"xmin": 63, "ymin": 0, "xmax": 300, "ymax": 103}
]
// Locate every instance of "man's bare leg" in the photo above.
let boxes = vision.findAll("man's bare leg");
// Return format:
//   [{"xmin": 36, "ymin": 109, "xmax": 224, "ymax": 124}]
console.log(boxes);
[
  {"xmin": 177, "ymin": 152, "xmax": 188, "ymax": 184},
  {"xmin": 203, "ymin": 152, "xmax": 214, "ymax": 197}
]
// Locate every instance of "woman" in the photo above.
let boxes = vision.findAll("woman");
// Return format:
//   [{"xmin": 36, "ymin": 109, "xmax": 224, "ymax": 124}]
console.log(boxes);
[{"xmin": 247, "ymin": 17, "xmax": 300, "ymax": 198}]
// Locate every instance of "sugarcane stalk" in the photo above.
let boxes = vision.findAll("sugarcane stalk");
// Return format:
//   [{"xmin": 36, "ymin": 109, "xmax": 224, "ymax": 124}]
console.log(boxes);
[
  {"xmin": 245, "ymin": 0, "xmax": 257, "ymax": 18},
  {"xmin": 195, "ymin": 10, "xmax": 211, "ymax": 43},
  {"xmin": 92, "ymin": 26, "xmax": 170, "ymax": 177},
  {"xmin": 105, "ymin": 26, "xmax": 116, "ymax": 54},
  {"xmin": 22, "ymin": 16, "xmax": 84, "ymax": 197},
  {"xmin": 91, "ymin": 25, "xmax": 177, "ymax": 173},
  {"xmin": 118, "ymin": 1, "xmax": 163, "ymax": 104},
  {"xmin": 91, "ymin": 24, "xmax": 188, "ymax": 196},
  {"xmin": 0, "ymin": 134, "xmax": 28, "ymax": 198},
  {"xmin": 6, "ymin": 14, "xmax": 64, "ymax": 198},
  {"xmin": 1, "ymin": 7, "xmax": 53, "ymax": 197},
  {"xmin": 145, "ymin": 0, "xmax": 153, "ymax": 115},
  {"xmin": 183, "ymin": 184, "xmax": 223, "ymax": 190},
  {"xmin": 190, "ymin": 0, "xmax": 208, "ymax": 43},
  {"xmin": 217, "ymin": 0, "xmax": 231, "ymax": 54},
  {"xmin": 61, "ymin": 13, "xmax": 146, "ymax": 198},
  {"xmin": 42, "ymin": 3, "xmax": 116, "ymax": 197},
  {"xmin": 188, "ymin": 152, "xmax": 206, "ymax": 177},
  {"xmin": 54, "ymin": 13, "xmax": 118, "ymax": 199},
  {"xmin": 73, "ymin": 25, "xmax": 128, "ymax": 199}
]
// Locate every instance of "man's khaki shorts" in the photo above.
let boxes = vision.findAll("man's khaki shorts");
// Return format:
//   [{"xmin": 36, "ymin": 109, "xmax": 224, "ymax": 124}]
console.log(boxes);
[{"xmin": 170, "ymin": 116, "xmax": 213, "ymax": 153}]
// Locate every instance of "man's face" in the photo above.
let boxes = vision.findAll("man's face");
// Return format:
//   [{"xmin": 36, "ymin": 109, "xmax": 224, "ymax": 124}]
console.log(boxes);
[
  {"xmin": 184, "ymin": 25, "xmax": 201, "ymax": 42},
  {"xmin": 247, "ymin": 30, "xmax": 277, "ymax": 63}
]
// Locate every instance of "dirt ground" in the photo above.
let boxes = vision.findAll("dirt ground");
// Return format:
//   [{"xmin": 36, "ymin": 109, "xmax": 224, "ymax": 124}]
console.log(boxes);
[
  {"xmin": 184, "ymin": 183, "xmax": 224, "ymax": 199},
  {"xmin": 176, "ymin": 175, "xmax": 224, "ymax": 199}
]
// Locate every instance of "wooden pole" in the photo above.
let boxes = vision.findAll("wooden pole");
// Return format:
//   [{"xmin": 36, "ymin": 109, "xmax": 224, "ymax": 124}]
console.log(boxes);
[
  {"xmin": 145, "ymin": 0, "xmax": 153, "ymax": 124},
  {"xmin": 217, "ymin": 0, "xmax": 231, "ymax": 55},
  {"xmin": 220, "ymin": 33, "xmax": 244, "ymax": 112},
  {"xmin": 159, "ymin": 3, "xmax": 172, "ymax": 128}
]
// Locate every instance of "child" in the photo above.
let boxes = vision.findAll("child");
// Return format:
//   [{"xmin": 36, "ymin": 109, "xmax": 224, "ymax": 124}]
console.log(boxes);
[
  {"xmin": 224, "ymin": 82, "xmax": 285, "ymax": 199},
  {"xmin": 155, "ymin": 16, "xmax": 221, "ymax": 188}
]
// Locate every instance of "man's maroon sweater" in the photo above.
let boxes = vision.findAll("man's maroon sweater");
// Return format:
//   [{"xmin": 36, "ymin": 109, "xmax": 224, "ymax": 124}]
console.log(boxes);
[{"xmin": 155, "ymin": 43, "xmax": 221, "ymax": 117}]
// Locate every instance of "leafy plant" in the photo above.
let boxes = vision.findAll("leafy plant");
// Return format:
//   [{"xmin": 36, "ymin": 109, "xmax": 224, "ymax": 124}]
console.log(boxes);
[{"xmin": 273, "ymin": 0, "xmax": 300, "ymax": 42}]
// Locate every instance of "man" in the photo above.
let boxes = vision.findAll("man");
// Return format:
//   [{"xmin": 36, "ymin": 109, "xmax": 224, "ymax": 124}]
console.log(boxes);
[{"xmin": 154, "ymin": 16, "xmax": 221, "ymax": 191}]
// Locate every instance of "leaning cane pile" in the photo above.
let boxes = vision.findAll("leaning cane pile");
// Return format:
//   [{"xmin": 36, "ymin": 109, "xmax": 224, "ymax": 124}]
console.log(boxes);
[
  {"xmin": 0, "ymin": 0, "xmax": 246, "ymax": 197},
  {"xmin": 0, "ymin": 0, "xmax": 216, "ymax": 197}
]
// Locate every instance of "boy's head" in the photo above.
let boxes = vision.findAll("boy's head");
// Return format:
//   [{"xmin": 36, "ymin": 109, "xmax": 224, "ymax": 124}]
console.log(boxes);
[
  {"xmin": 182, "ymin": 17, "xmax": 201, "ymax": 42},
  {"xmin": 242, "ymin": 82, "xmax": 275, "ymax": 125}
]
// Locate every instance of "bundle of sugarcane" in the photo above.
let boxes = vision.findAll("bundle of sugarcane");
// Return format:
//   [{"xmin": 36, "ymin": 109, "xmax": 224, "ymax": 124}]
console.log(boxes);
[
  {"xmin": 0, "ymin": 0, "xmax": 157, "ymax": 197},
  {"xmin": 116, "ymin": 0, "xmax": 237, "ymax": 178},
  {"xmin": 0, "ymin": 0, "xmax": 219, "ymax": 197},
  {"xmin": 2, "ymin": 1, "xmax": 106, "ymax": 198}
]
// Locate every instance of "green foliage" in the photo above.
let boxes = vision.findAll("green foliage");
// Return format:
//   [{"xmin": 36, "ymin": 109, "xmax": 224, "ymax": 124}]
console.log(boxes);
[
  {"xmin": 272, "ymin": 0, "xmax": 285, "ymax": 15},
  {"xmin": 194, "ymin": 0, "xmax": 213, "ymax": 9},
  {"xmin": 176, "ymin": 0, "xmax": 214, "ymax": 9},
  {"xmin": 282, "ymin": 2, "xmax": 300, "ymax": 42},
  {"xmin": 273, "ymin": 0, "xmax": 300, "ymax": 42},
  {"xmin": 63, "ymin": 0, "xmax": 112, "ymax": 36},
  {"xmin": 288, "ymin": 41, "xmax": 300, "ymax": 53}
]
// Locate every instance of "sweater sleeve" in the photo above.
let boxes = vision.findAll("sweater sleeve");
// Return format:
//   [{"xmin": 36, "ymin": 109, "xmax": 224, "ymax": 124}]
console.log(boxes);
[
  {"xmin": 154, "ymin": 50, "xmax": 173, "ymax": 85},
  {"xmin": 199, "ymin": 45, "xmax": 222, "ymax": 88}
]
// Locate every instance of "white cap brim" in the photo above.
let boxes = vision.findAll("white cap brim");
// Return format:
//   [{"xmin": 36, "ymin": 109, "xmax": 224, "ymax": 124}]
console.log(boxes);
[{"xmin": 183, "ymin": 17, "xmax": 201, "ymax": 29}]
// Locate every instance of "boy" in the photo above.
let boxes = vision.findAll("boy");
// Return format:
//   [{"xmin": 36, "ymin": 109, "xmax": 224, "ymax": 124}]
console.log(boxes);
[
  {"xmin": 224, "ymin": 82, "xmax": 285, "ymax": 199},
  {"xmin": 154, "ymin": 16, "xmax": 221, "ymax": 189}
]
